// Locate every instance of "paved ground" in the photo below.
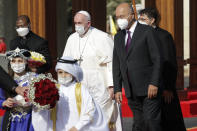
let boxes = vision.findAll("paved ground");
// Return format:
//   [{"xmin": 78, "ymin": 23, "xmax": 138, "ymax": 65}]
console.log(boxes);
[
  {"xmin": 122, "ymin": 117, "xmax": 197, "ymax": 131},
  {"xmin": 0, "ymin": 117, "xmax": 196, "ymax": 131}
]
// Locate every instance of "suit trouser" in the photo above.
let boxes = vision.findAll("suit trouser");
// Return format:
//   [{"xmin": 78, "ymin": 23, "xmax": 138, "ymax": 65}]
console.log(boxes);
[{"xmin": 127, "ymin": 96, "xmax": 161, "ymax": 131}]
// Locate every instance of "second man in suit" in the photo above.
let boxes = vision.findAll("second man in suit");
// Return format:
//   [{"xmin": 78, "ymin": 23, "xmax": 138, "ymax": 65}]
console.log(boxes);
[
  {"xmin": 139, "ymin": 8, "xmax": 186, "ymax": 131},
  {"xmin": 113, "ymin": 3, "xmax": 162, "ymax": 131}
]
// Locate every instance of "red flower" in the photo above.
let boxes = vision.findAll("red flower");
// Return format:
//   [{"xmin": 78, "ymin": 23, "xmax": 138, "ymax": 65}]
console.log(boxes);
[{"xmin": 30, "ymin": 78, "xmax": 59, "ymax": 110}]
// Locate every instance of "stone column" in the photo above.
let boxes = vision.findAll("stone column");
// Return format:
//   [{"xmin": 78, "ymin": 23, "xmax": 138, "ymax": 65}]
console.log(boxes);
[
  {"xmin": 57, "ymin": 0, "xmax": 68, "ymax": 57},
  {"xmin": 0, "ymin": 0, "xmax": 17, "ymax": 72},
  {"xmin": 189, "ymin": 0, "xmax": 197, "ymax": 90},
  {"xmin": 0, "ymin": 0, "xmax": 5, "ymax": 38},
  {"xmin": 0, "ymin": 0, "xmax": 17, "ymax": 49}
]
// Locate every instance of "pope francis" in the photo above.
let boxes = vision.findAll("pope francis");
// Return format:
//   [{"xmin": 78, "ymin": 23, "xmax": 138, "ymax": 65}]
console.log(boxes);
[{"xmin": 63, "ymin": 10, "xmax": 122, "ymax": 131}]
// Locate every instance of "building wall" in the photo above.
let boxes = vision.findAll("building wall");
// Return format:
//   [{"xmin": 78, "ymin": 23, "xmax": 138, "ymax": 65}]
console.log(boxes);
[
  {"xmin": 184, "ymin": 0, "xmax": 190, "ymax": 87},
  {"xmin": 0, "ymin": 0, "xmax": 17, "ymax": 49},
  {"xmin": 56, "ymin": 0, "xmax": 69, "ymax": 57}
]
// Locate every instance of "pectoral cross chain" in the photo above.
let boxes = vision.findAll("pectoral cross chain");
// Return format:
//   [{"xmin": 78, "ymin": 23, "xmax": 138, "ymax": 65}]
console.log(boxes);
[{"xmin": 78, "ymin": 56, "xmax": 83, "ymax": 65}]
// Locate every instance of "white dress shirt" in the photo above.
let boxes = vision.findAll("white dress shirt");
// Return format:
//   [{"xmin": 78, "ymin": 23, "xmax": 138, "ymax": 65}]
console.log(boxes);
[{"xmin": 125, "ymin": 21, "xmax": 138, "ymax": 45}]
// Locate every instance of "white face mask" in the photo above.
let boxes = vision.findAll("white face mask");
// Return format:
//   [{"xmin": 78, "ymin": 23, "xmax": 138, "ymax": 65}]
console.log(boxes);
[
  {"xmin": 75, "ymin": 25, "xmax": 86, "ymax": 36},
  {"xmin": 117, "ymin": 19, "xmax": 129, "ymax": 30},
  {"xmin": 16, "ymin": 27, "xmax": 29, "ymax": 37},
  {"xmin": 138, "ymin": 20, "xmax": 148, "ymax": 25},
  {"xmin": 58, "ymin": 76, "xmax": 73, "ymax": 86},
  {"xmin": 11, "ymin": 63, "xmax": 26, "ymax": 73}
]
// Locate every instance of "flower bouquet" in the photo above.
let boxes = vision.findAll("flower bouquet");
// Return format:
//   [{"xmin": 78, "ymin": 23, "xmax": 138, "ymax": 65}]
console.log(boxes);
[
  {"xmin": 27, "ymin": 73, "xmax": 59, "ymax": 111},
  {"xmin": 28, "ymin": 51, "xmax": 46, "ymax": 67}
]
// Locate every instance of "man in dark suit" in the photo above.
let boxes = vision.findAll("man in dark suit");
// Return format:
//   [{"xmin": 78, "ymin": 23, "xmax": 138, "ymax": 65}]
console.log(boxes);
[
  {"xmin": 139, "ymin": 8, "xmax": 186, "ymax": 131},
  {"xmin": 10, "ymin": 15, "xmax": 52, "ymax": 74},
  {"xmin": 113, "ymin": 3, "xmax": 162, "ymax": 131},
  {"xmin": 0, "ymin": 66, "xmax": 26, "ymax": 96}
]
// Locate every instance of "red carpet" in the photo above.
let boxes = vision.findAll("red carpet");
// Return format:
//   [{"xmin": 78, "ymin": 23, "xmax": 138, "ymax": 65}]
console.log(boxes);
[
  {"xmin": 121, "ymin": 89, "xmax": 133, "ymax": 117},
  {"xmin": 188, "ymin": 91, "xmax": 197, "ymax": 100},
  {"xmin": 0, "ymin": 109, "xmax": 5, "ymax": 116},
  {"xmin": 181, "ymin": 91, "xmax": 197, "ymax": 117},
  {"xmin": 180, "ymin": 100, "xmax": 197, "ymax": 117},
  {"xmin": 121, "ymin": 89, "xmax": 197, "ymax": 118},
  {"xmin": 187, "ymin": 127, "xmax": 197, "ymax": 131}
]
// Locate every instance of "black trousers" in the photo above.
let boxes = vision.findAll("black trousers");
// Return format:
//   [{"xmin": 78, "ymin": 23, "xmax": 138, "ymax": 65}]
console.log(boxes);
[
  {"xmin": 161, "ymin": 90, "xmax": 186, "ymax": 131},
  {"xmin": 127, "ymin": 96, "xmax": 162, "ymax": 131}
]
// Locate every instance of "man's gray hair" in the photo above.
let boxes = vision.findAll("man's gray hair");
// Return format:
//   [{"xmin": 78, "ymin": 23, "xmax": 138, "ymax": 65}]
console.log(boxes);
[{"xmin": 76, "ymin": 10, "xmax": 91, "ymax": 21}]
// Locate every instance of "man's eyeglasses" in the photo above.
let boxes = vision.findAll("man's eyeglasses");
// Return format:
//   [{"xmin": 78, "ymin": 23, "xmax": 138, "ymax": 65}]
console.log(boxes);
[{"xmin": 138, "ymin": 18, "xmax": 149, "ymax": 21}]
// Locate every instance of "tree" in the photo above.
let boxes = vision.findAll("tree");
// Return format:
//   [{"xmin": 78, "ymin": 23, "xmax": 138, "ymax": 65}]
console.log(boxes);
[
  {"xmin": 107, "ymin": 0, "xmax": 141, "ymax": 17},
  {"xmin": 106, "ymin": 0, "xmax": 141, "ymax": 33}
]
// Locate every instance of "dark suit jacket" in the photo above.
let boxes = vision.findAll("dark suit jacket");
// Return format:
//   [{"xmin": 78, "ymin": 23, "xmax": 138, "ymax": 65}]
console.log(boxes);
[
  {"xmin": 156, "ymin": 27, "xmax": 186, "ymax": 131},
  {"xmin": 0, "ymin": 66, "xmax": 17, "ymax": 93},
  {"xmin": 155, "ymin": 27, "xmax": 177, "ymax": 91},
  {"xmin": 10, "ymin": 31, "xmax": 52, "ymax": 74},
  {"xmin": 113, "ymin": 22, "xmax": 162, "ymax": 97}
]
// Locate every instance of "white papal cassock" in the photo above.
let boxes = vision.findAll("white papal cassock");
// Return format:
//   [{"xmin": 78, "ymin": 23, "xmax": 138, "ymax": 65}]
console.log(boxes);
[
  {"xmin": 63, "ymin": 27, "xmax": 122, "ymax": 130},
  {"xmin": 63, "ymin": 27, "xmax": 114, "ymax": 116}
]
